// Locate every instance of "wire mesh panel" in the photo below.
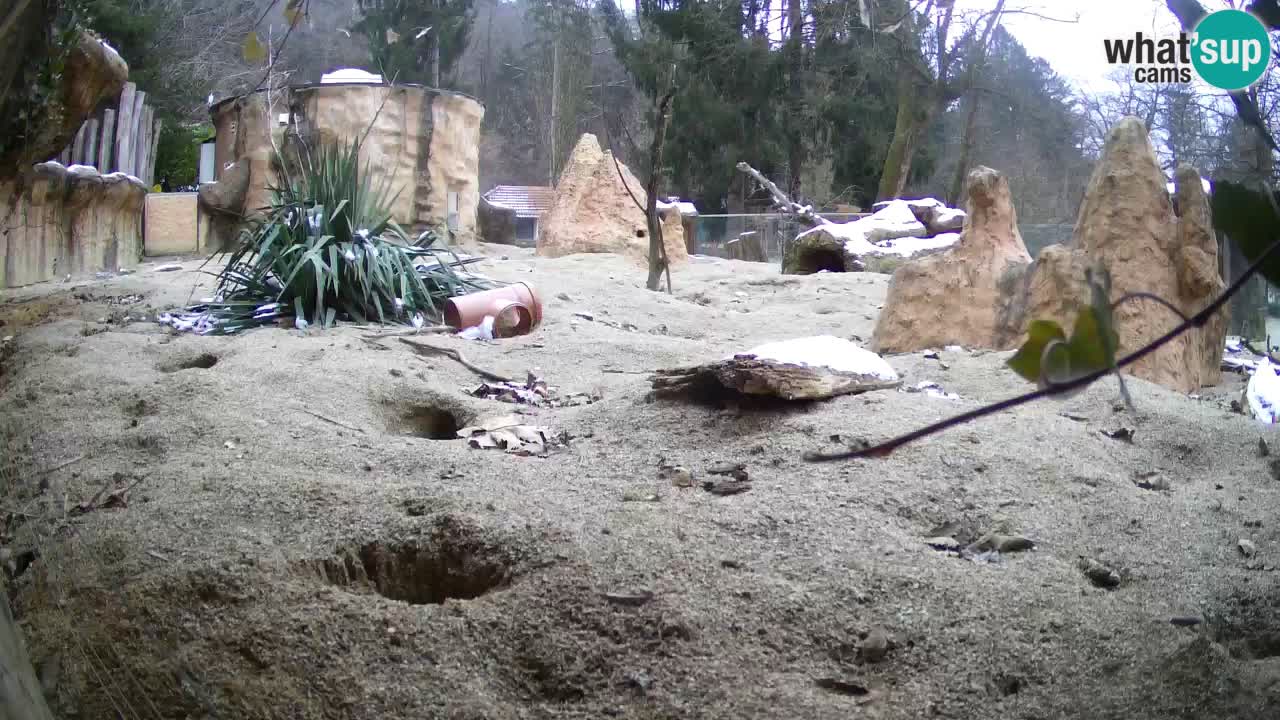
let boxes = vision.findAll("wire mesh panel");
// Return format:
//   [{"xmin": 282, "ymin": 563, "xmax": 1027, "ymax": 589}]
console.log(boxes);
[{"xmin": 688, "ymin": 214, "xmax": 865, "ymax": 266}]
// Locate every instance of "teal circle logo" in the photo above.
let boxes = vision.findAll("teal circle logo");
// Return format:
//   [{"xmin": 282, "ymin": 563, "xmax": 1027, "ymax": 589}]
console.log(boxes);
[{"xmin": 1191, "ymin": 9, "xmax": 1272, "ymax": 91}]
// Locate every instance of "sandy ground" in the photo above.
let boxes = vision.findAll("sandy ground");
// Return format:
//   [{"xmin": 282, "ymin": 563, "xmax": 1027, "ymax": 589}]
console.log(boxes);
[{"xmin": 2, "ymin": 245, "xmax": 1280, "ymax": 720}]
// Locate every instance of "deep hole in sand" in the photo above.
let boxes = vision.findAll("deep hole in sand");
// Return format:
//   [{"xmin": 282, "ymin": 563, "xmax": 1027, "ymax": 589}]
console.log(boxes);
[
  {"xmin": 399, "ymin": 405, "xmax": 464, "ymax": 439},
  {"xmin": 308, "ymin": 522, "xmax": 516, "ymax": 604},
  {"xmin": 159, "ymin": 353, "xmax": 219, "ymax": 372},
  {"xmin": 791, "ymin": 248, "xmax": 849, "ymax": 274}
]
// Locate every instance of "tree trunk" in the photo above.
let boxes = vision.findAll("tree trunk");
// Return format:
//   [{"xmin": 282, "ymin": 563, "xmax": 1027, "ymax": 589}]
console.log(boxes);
[
  {"xmin": 645, "ymin": 89, "xmax": 676, "ymax": 292},
  {"xmin": 784, "ymin": 0, "xmax": 805, "ymax": 201},
  {"xmin": 877, "ymin": 75, "xmax": 933, "ymax": 201},
  {"xmin": 948, "ymin": 92, "xmax": 981, "ymax": 206}
]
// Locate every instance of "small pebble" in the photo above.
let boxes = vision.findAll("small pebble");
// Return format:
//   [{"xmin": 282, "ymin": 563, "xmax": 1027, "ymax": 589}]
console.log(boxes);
[
  {"xmin": 859, "ymin": 627, "xmax": 891, "ymax": 663},
  {"xmin": 1238, "ymin": 539, "xmax": 1258, "ymax": 558}
]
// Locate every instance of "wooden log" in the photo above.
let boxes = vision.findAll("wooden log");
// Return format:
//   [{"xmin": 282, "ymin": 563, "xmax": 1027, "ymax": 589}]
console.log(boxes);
[
  {"xmin": 735, "ymin": 162, "xmax": 832, "ymax": 228},
  {"xmin": 126, "ymin": 90, "xmax": 146, "ymax": 177},
  {"xmin": 0, "ymin": 597, "xmax": 56, "ymax": 720},
  {"xmin": 83, "ymin": 118, "xmax": 99, "ymax": 170},
  {"xmin": 70, "ymin": 122, "xmax": 87, "ymax": 165},
  {"xmin": 133, "ymin": 106, "xmax": 147, "ymax": 184},
  {"xmin": 134, "ymin": 105, "xmax": 151, "ymax": 185},
  {"xmin": 147, "ymin": 117, "xmax": 163, "ymax": 187},
  {"xmin": 98, "ymin": 108, "xmax": 115, "ymax": 171},
  {"xmin": 114, "ymin": 82, "xmax": 136, "ymax": 174}
]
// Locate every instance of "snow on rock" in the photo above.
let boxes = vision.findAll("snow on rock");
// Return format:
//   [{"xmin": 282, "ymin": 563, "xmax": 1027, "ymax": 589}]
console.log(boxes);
[
  {"xmin": 1248, "ymin": 359, "xmax": 1280, "ymax": 424},
  {"xmin": 658, "ymin": 197, "xmax": 699, "ymax": 216},
  {"xmin": 67, "ymin": 164, "xmax": 99, "ymax": 176},
  {"xmin": 320, "ymin": 68, "xmax": 385, "ymax": 84},
  {"xmin": 731, "ymin": 335, "xmax": 899, "ymax": 381}
]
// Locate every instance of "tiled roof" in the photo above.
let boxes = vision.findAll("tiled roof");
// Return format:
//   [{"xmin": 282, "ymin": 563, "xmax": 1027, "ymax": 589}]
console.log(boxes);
[{"xmin": 484, "ymin": 185, "xmax": 555, "ymax": 218}]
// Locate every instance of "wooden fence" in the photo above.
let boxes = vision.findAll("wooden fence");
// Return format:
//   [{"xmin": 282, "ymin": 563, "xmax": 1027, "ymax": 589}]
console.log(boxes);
[{"xmin": 53, "ymin": 81, "xmax": 162, "ymax": 186}]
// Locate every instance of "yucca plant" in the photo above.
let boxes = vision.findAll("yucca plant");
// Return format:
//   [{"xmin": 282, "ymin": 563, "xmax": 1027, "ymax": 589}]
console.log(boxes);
[{"xmin": 165, "ymin": 137, "xmax": 494, "ymax": 335}]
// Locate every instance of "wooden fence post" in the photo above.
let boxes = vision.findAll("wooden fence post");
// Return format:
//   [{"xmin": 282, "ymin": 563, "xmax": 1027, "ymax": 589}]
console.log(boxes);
[
  {"xmin": 114, "ymin": 82, "xmax": 136, "ymax": 174},
  {"xmin": 98, "ymin": 109, "xmax": 115, "ymax": 171}
]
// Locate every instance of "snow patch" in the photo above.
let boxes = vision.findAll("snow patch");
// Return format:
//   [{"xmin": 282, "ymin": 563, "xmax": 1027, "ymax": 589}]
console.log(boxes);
[
  {"xmin": 658, "ymin": 197, "xmax": 699, "ymax": 216},
  {"xmin": 321, "ymin": 68, "xmax": 385, "ymax": 84},
  {"xmin": 1166, "ymin": 178, "xmax": 1212, "ymax": 195},
  {"xmin": 731, "ymin": 335, "xmax": 898, "ymax": 381},
  {"xmin": 1248, "ymin": 359, "xmax": 1280, "ymax": 424}
]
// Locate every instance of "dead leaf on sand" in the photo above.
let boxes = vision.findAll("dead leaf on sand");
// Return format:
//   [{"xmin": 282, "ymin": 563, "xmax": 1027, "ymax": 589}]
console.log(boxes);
[{"xmin": 456, "ymin": 414, "xmax": 563, "ymax": 456}]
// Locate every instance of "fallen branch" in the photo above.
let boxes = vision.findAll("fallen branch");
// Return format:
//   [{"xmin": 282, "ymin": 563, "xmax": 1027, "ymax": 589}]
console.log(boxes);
[
  {"xmin": 298, "ymin": 407, "xmax": 365, "ymax": 434},
  {"xmin": 35, "ymin": 455, "xmax": 86, "ymax": 476},
  {"xmin": 736, "ymin": 162, "xmax": 833, "ymax": 228},
  {"xmin": 399, "ymin": 338, "xmax": 515, "ymax": 383},
  {"xmin": 362, "ymin": 325, "xmax": 453, "ymax": 339}
]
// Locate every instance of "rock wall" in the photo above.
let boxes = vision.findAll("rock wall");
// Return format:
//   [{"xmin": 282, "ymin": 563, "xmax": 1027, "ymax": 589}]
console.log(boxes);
[
  {"xmin": 289, "ymin": 84, "xmax": 484, "ymax": 238},
  {"xmin": 537, "ymin": 134, "xmax": 687, "ymax": 265},
  {"xmin": 871, "ymin": 167, "xmax": 1032, "ymax": 353},
  {"xmin": 0, "ymin": 163, "xmax": 146, "ymax": 288}
]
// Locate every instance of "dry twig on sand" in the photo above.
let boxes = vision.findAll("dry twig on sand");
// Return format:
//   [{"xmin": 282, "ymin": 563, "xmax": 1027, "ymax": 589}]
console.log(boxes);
[{"xmin": 398, "ymin": 338, "xmax": 515, "ymax": 383}]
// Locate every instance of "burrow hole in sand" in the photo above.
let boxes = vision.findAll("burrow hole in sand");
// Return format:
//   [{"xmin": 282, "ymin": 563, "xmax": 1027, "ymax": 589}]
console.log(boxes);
[
  {"xmin": 382, "ymin": 391, "xmax": 474, "ymax": 440},
  {"xmin": 158, "ymin": 352, "xmax": 219, "ymax": 373},
  {"xmin": 399, "ymin": 406, "xmax": 463, "ymax": 439},
  {"xmin": 308, "ymin": 520, "xmax": 516, "ymax": 604}
]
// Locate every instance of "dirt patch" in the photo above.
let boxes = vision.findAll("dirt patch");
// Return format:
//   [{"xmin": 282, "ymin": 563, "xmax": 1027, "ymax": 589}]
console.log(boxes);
[{"xmin": 4, "ymin": 250, "xmax": 1280, "ymax": 719}]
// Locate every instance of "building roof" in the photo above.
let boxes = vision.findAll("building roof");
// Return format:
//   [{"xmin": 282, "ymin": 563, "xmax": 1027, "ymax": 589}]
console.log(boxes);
[{"xmin": 485, "ymin": 185, "xmax": 555, "ymax": 218}]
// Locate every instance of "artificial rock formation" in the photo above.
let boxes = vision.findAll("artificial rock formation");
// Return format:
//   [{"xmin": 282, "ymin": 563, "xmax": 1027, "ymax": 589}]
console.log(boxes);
[
  {"xmin": 1, "ymin": 31, "xmax": 128, "ymax": 179},
  {"xmin": 1021, "ymin": 119, "xmax": 1227, "ymax": 393},
  {"xmin": 872, "ymin": 117, "xmax": 1228, "ymax": 394},
  {"xmin": 536, "ymin": 134, "xmax": 687, "ymax": 265},
  {"xmin": 477, "ymin": 196, "xmax": 517, "ymax": 245},
  {"xmin": 208, "ymin": 83, "xmax": 484, "ymax": 239},
  {"xmin": 871, "ymin": 167, "xmax": 1032, "ymax": 353},
  {"xmin": 0, "ymin": 162, "xmax": 146, "ymax": 288}
]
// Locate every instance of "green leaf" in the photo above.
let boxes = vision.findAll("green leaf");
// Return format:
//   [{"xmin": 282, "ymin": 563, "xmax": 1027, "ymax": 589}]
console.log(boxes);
[
  {"xmin": 1007, "ymin": 320, "xmax": 1066, "ymax": 383},
  {"xmin": 243, "ymin": 32, "xmax": 267, "ymax": 64}
]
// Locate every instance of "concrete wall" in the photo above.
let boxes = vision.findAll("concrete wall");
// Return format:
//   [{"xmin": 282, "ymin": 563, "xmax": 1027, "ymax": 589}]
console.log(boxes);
[
  {"xmin": 144, "ymin": 193, "xmax": 199, "ymax": 256},
  {"xmin": 0, "ymin": 162, "xmax": 145, "ymax": 289}
]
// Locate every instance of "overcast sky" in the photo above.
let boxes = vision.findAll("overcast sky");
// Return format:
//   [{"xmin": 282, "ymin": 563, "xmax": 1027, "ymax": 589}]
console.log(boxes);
[{"xmin": 956, "ymin": 0, "xmax": 1223, "ymax": 91}]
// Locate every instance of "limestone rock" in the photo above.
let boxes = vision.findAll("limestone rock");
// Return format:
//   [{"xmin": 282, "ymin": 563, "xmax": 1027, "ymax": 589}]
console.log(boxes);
[
  {"xmin": 1022, "ymin": 118, "xmax": 1225, "ymax": 393},
  {"xmin": 478, "ymin": 196, "xmax": 517, "ymax": 245},
  {"xmin": 0, "ymin": 162, "xmax": 145, "ymax": 288},
  {"xmin": 536, "ymin": 134, "xmax": 687, "ymax": 265},
  {"xmin": 870, "ymin": 167, "xmax": 1032, "ymax": 353}
]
